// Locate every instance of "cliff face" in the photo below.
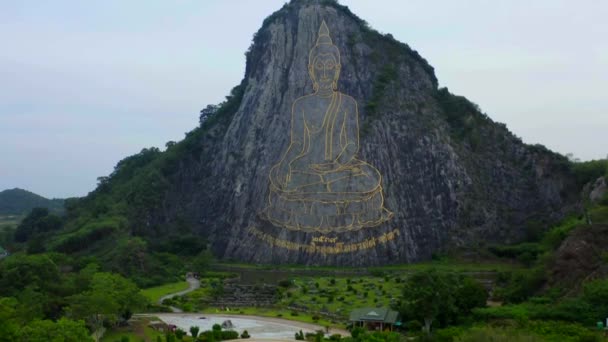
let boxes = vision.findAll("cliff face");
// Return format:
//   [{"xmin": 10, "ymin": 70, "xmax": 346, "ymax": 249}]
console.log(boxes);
[{"xmin": 89, "ymin": 0, "xmax": 577, "ymax": 265}]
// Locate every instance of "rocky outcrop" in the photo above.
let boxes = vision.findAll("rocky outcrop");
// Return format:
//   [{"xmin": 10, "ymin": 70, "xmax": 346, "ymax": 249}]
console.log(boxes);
[
  {"xmin": 546, "ymin": 224, "xmax": 608, "ymax": 294},
  {"xmin": 98, "ymin": 0, "xmax": 578, "ymax": 266},
  {"xmin": 589, "ymin": 177, "xmax": 607, "ymax": 204}
]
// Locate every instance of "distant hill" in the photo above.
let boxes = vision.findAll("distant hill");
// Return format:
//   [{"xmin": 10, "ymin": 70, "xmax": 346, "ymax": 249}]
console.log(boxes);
[{"xmin": 0, "ymin": 188, "xmax": 64, "ymax": 215}]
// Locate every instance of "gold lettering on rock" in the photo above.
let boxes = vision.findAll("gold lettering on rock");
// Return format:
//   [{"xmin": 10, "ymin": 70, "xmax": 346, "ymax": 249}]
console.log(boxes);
[{"xmin": 248, "ymin": 227, "xmax": 400, "ymax": 255}]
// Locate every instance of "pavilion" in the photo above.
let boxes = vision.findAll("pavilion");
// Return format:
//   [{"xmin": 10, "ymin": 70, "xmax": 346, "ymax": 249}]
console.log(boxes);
[{"xmin": 349, "ymin": 307, "xmax": 402, "ymax": 331}]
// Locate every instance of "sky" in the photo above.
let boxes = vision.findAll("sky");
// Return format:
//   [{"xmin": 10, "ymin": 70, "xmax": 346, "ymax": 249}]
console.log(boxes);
[{"xmin": 0, "ymin": 1, "xmax": 606, "ymax": 199}]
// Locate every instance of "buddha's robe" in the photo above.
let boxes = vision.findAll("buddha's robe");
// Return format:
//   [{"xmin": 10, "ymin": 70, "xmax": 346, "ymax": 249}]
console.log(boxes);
[{"xmin": 265, "ymin": 91, "xmax": 392, "ymax": 232}]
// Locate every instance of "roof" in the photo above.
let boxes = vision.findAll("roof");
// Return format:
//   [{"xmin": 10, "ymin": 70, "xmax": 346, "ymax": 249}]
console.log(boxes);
[{"xmin": 349, "ymin": 307, "xmax": 401, "ymax": 324}]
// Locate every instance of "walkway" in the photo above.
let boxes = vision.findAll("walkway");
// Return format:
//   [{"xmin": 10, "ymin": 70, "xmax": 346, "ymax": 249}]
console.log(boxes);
[
  {"xmin": 158, "ymin": 276, "xmax": 201, "ymax": 313},
  {"xmin": 140, "ymin": 313, "xmax": 349, "ymax": 340}
]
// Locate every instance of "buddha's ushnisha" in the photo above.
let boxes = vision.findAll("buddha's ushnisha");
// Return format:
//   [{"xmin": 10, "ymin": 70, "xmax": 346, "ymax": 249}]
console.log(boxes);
[{"xmin": 263, "ymin": 20, "xmax": 392, "ymax": 232}]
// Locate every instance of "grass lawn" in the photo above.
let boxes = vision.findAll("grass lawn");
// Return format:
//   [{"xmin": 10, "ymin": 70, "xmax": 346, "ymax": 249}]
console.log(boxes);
[
  {"xmin": 278, "ymin": 276, "xmax": 402, "ymax": 318},
  {"xmin": 141, "ymin": 281, "xmax": 190, "ymax": 303},
  {"xmin": 101, "ymin": 316, "xmax": 167, "ymax": 342},
  {"xmin": 181, "ymin": 275, "xmax": 404, "ymax": 327},
  {"xmin": 201, "ymin": 306, "xmax": 343, "ymax": 329},
  {"xmin": 213, "ymin": 258, "xmax": 519, "ymax": 273},
  {"xmin": 369, "ymin": 259, "xmax": 519, "ymax": 273}
]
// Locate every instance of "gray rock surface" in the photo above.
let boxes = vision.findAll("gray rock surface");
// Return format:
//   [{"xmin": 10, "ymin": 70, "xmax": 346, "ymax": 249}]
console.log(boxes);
[
  {"xmin": 589, "ymin": 177, "xmax": 607, "ymax": 204},
  {"xmin": 142, "ymin": 0, "xmax": 577, "ymax": 265}
]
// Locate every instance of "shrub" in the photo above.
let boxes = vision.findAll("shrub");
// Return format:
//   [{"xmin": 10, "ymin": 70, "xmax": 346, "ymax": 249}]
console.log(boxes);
[
  {"xmin": 241, "ymin": 330, "xmax": 250, "ymax": 339},
  {"xmin": 55, "ymin": 222, "xmax": 117, "ymax": 253},
  {"xmin": 370, "ymin": 270, "xmax": 385, "ymax": 277},
  {"xmin": 572, "ymin": 159, "xmax": 608, "ymax": 187},
  {"xmin": 454, "ymin": 326, "xmax": 542, "ymax": 342},
  {"xmin": 278, "ymin": 279, "xmax": 292, "ymax": 288},
  {"xmin": 304, "ymin": 332, "xmax": 317, "ymax": 341},
  {"xmin": 473, "ymin": 304, "xmax": 531, "ymax": 321},
  {"xmin": 541, "ymin": 216, "xmax": 583, "ymax": 249},
  {"xmin": 488, "ymin": 243, "xmax": 542, "ymax": 261},
  {"xmin": 405, "ymin": 320, "xmax": 422, "ymax": 331},
  {"xmin": 496, "ymin": 267, "xmax": 546, "ymax": 303},
  {"xmin": 589, "ymin": 206, "xmax": 608, "ymax": 224},
  {"xmin": 175, "ymin": 328, "xmax": 186, "ymax": 340},
  {"xmin": 350, "ymin": 327, "xmax": 365, "ymax": 339},
  {"xmin": 190, "ymin": 326, "xmax": 200, "ymax": 338},
  {"xmin": 221, "ymin": 330, "xmax": 239, "ymax": 340},
  {"xmin": 434, "ymin": 326, "xmax": 466, "ymax": 342}
]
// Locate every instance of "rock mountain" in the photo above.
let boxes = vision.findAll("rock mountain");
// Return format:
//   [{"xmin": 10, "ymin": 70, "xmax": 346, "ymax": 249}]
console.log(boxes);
[{"xmin": 65, "ymin": 0, "xmax": 578, "ymax": 265}]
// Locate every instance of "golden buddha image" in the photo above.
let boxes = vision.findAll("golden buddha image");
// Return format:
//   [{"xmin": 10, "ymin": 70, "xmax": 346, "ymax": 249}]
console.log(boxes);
[{"xmin": 263, "ymin": 20, "xmax": 393, "ymax": 233}]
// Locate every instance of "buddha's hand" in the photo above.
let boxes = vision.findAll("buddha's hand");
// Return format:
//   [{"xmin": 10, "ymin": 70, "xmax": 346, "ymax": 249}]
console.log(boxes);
[{"xmin": 310, "ymin": 162, "xmax": 341, "ymax": 172}]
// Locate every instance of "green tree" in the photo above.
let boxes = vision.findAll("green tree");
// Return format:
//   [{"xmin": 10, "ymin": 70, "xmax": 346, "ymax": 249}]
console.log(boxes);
[
  {"xmin": 14, "ymin": 208, "xmax": 62, "ymax": 243},
  {"xmin": 0, "ymin": 297, "xmax": 19, "ymax": 342},
  {"xmin": 15, "ymin": 285, "xmax": 46, "ymax": 322},
  {"xmin": 454, "ymin": 277, "xmax": 488, "ymax": 315},
  {"xmin": 398, "ymin": 270, "xmax": 450, "ymax": 333},
  {"xmin": 0, "ymin": 254, "xmax": 61, "ymax": 297},
  {"xmin": 18, "ymin": 318, "xmax": 93, "ymax": 342},
  {"xmin": 582, "ymin": 278, "xmax": 608, "ymax": 321},
  {"xmin": 110, "ymin": 237, "xmax": 149, "ymax": 276},
  {"xmin": 191, "ymin": 249, "xmax": 212, "ymax": 274},
  {"xmin": 397, "ymin": 270, "xmax": 487, "ymax": 333},
  {"xmin": 190, "ymin": 326, "xmax": 200, "ymax": 338},
  {"xmin": 68, "ymin": 272, "xmax": 145, "ymax": 341}
]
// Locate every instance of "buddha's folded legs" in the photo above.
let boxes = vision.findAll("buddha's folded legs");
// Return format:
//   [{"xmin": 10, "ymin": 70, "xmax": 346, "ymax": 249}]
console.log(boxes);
[
  {"xmin": 325, "ymin": 163, "xmax": 381, "ymax": 193},
  {"xmin": 263, "ymin": 187, "xmax": 392, "ymax": 232},
  {"xmin": 264, "ymin": 159, "xmax": 391, "ymax": 232},
  {"xmin": 281, "ymin": 159, "xmax": 382, "ymax": 194}
]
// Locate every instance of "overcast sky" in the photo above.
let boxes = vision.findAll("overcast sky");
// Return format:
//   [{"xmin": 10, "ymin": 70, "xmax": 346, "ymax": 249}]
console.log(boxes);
[{"xmin": 1, "ymin": 1, "xmax": 606, "ymax": 199}]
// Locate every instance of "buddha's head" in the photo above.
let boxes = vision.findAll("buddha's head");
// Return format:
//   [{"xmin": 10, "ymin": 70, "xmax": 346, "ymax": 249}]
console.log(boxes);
[{"xmin": 308, "ymin": 20, "xmax": 341, "ymax": 92}]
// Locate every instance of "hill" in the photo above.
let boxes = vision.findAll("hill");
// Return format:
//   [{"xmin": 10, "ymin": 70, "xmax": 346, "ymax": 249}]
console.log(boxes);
[
  {"xmin": 0, "ymin": 188, "xmax": 64, "ymax": 216},
  {"xmin": 42, "ymin": 0, "xmax": 585, "ymax": 266}
]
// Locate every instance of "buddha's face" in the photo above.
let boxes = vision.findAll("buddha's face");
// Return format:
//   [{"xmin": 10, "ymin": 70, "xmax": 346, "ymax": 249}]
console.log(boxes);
[{"xmin": 309, "ymin": 53, "xmax": 340, "ymax": 91}]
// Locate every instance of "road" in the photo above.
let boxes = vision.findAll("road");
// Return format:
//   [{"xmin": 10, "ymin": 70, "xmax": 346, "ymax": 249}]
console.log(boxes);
[{"xmin": 158, "ymin": 276, "xmax": 200, "ymax": 312}]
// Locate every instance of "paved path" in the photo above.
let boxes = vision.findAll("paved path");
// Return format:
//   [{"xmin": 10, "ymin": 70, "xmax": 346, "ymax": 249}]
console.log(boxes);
[
  {"xmin": 158, "ymin": 276, "xmax": 200, "ymax": 312},
  {"xmin": 137, "ymin": 313, "xmax": 349, "ymax": 340}
]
